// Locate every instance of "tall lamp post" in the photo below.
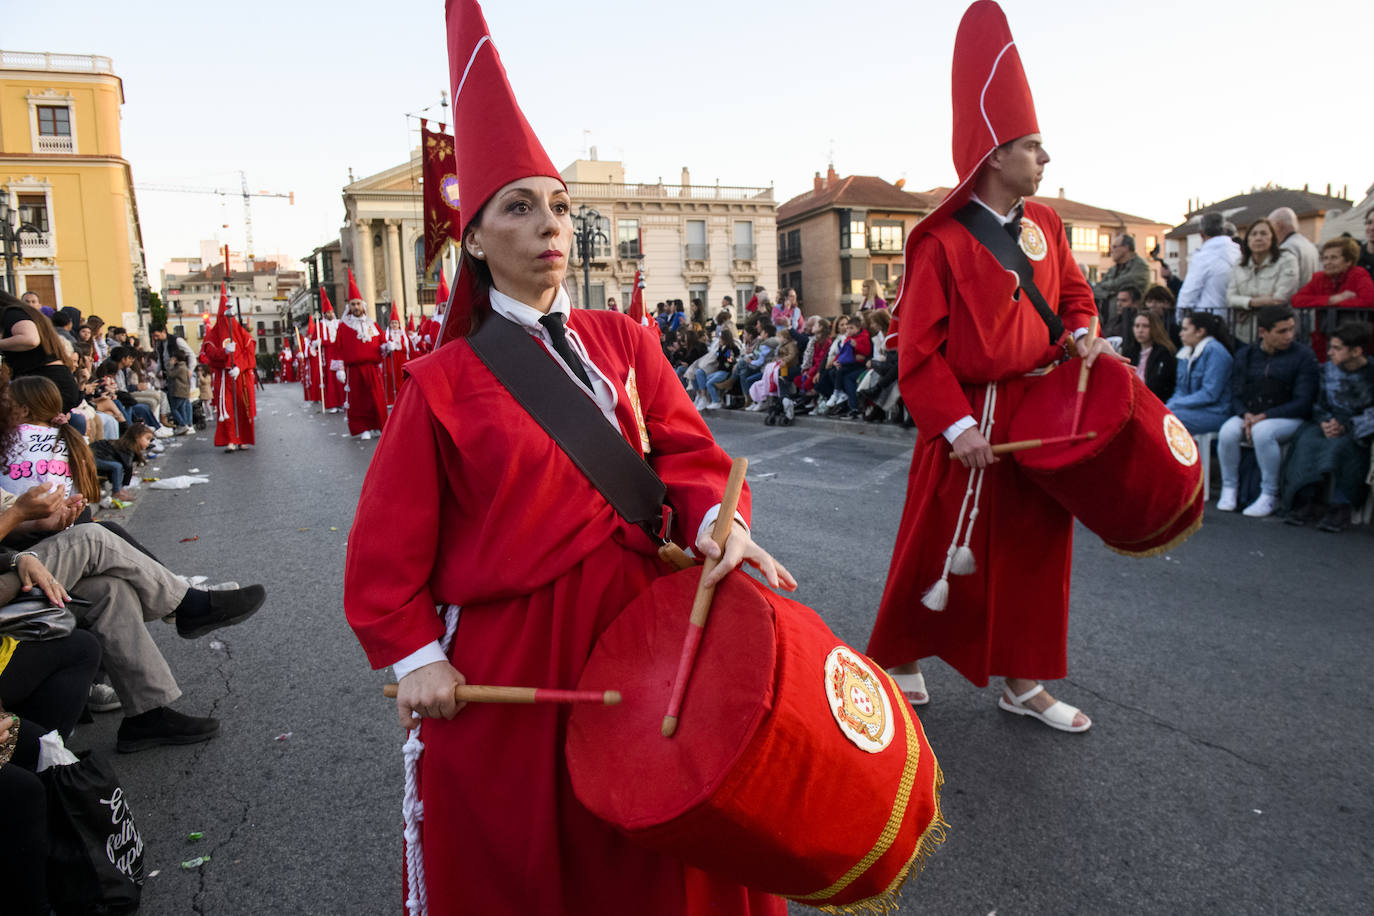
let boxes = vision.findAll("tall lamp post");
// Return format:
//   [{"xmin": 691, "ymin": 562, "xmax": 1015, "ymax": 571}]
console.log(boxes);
[
  {"xmin": 571, "ymin": 204, "xmax": 608, "ymax": 309},
  {"xmin": 0, "ymin": 194, "xmax": 41, "ymax": 297}
]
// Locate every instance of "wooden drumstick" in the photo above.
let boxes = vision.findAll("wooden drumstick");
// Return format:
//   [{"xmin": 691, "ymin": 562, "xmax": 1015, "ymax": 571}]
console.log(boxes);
[
  {"xmin": 948, "ymin": 430, "xmax": 1097, "ymax": 459},
  {"xmin": 661, "ymin": 456, "xmax": 748, "ymax": 738},
  {"xmin": 1070, "ymin": 316, "xmax": 1100, "ymax": 435},
  {"xmin": 383, "ymin": 684, "xmax": 622, "ymax": 705}
]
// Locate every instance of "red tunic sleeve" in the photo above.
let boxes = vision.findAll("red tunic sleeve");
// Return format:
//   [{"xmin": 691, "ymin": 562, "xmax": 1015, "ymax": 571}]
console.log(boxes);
[
  {"xmin": 1292, "ymin": 274, "xmax": 1330, "ymax": 309},
  {"xmin": 344, "ymin": 383, "xmax": 448, "ymax": 668},
  {"xmin": 199, "ymin": 339, "xmax": 227, "ymax": 369},
  {"xmin": 896, "ymin": 234, "xmax": 978, "ymax": 442},
  {"xmin": 1042, "ymin": 206, "xmax": 1099, "ymax": 333}
]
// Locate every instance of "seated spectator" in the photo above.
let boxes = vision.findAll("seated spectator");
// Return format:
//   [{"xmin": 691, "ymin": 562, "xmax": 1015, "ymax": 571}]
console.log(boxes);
[
  {"xmin": 1144, "ymin": 284, "xmax": 1183, "ymax": 349},
  {"xmin": 1282, "ymin": 321, "xmax": 1374, "ymax": 531},
  {"xmin": 1226, "ymin": 218, "xmax": 1299, "ymax": 343},
  {"xmin": 814, "ymin": 315, "xmax": 853, "ymax": 412},
  {"xmin": 93, "ymin": 357, "xmax": 169, "ymax": 437},
  {"xmin": 822, "ymin": 315, "xmax": 873, "ymax": 418},
  {"xmin": 0, "ymin": 482, "xmax": 268, "ymax": 752},
  {"xmin": 771, "ymin": 287, "xmax": 804, "ymax": 332},
  {"xmin": 110, "ymin": 345, "xmax": 170, "ymax": 428},
  {"xmin": 1, "ymin": 376, "xmax": 102, "ymax": 506},
  {"xmin": 798, "ymin": 317, "xmax": 833, "ymax": 402},
  {"xmin": 1292, "ymin": 238, "xmax": 1374, "ymax": 356},
  {"xmin": 1103, "ymin": 286, "xmax": 1142, "ymax": 340},
  {"xmin": 1360, "ymin": 209, "xmax": 1374, "ymax": 282},
  {"xmin": 1120, "ymin": 312, "xmax": 1177, "ymax": 402},
  {"xmin": 91, "ymin": 422, "xmax": 153, "ymax": 504},
  {"xmin": 859, "ymin": 278, "xmax": 887, "ymax": 311},
  {"xmin": 671, "ymin": 329, "xmax": 707, "ymax": 387},
  {"xmin": 859, "ymin": 310, "xmax": 899, "ymax": 421},
  {"xmin": 693, "ymin": 328, "xmax": 739, "ymax": 410},
  {"xmin": 1166, "ymin": 312, "xmax": 1234, "ymax": 434},
  {"xmin": 1216, "ymin": 306, "xmax": 1318, "ymax": 517},
  {"xmin": 741, "ymin": 321, "xmax": 779, "ymax": 410},
  {"xmin": 0, "ymin": 291, "xmax": 85, "ymax": 437}
]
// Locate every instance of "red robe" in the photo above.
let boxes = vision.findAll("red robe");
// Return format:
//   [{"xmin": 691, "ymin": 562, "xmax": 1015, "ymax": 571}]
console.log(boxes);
[
  {"xmin": 415, "ymin": 315, "xmax": 439, "ymax": 354},
  {"xmin": 199, "ymin": 334, "xmax": 257, "ymax": 447},
  {"xmin": 344, "ymin": 310, "xmax": 780, "ymax": 916},
  {"xmin": 868, "ymin": 201, "xmax": 1097, "ymax": 685},
  {"xmin": 320, "ymin": 319, "xmax": 347, "ymax": 410},
  {"xmin": 380, "ymin": 328, "xmax": 410, "ymax": 404},
  {"xmin": 335, "ymin": 318, "xmax": 389, "ymax": 436},
  {"xmin": 278, "ymin": 349, "xmax": 298, "ymax": 383},
  {"xmin": 301, "ymin": 339, "xmax": 322, "ymax": 402}
]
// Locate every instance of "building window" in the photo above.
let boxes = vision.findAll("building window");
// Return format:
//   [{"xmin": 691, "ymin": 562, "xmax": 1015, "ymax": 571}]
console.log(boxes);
[
  {"xmin": 36, "ymin": 105, "xmax": 72, "ymax": 137},
  {"xmin": 685, "ymin": 220, "xmax": 708, "ymax": 260},
  {"xmin": 785, "ymin": 272, "xmax": 803, "ymax": 305},
  {"xmin": 689, "ymin": 284, "xmax": 708, "ymax": 313},
  {"xmin": 1069, "ymin": 226, "xmax": 1099, "ymax": 252},
  {"xmin": 779, "ymin": 229, "xmax": 801, "ymax": 265},
  {"xmin": 736, "ymin": 286, "xmax": 754, "ymax": 313},
  {"xmin": 1098, "ymin": 232, "xmax": 1111, "ymax": 255},
  {"xmin": 872, "ymin": 264, "xmax": 889, "ymax": 285},
  {"xmin": 732, "ymin": 221, "xmax": 755, "ymax": 260},
  {"xmin": 592, "ymin": 216, "xmax": 612, "ymax": 259},
  {"xmin": 16, "ymin": 194, "xmax": 49, "ymax": 233},
  {"xmin": 869, "ymin": 220, "xmax": 904, "ymax": 253},
  {"xmin": 1145, "ymin": 234, "xmax": 1158, "ymax": 254},
  {"xmin": 840, "ymin": 210, "xmax": 867, "ymax": 251},
  {"xmin": 587, "ymin": 282, "xmax": 606, "ymax": 310},
  {"xmin": 617, "ymin": 219, "xmax": 640, "ymax": 259}
]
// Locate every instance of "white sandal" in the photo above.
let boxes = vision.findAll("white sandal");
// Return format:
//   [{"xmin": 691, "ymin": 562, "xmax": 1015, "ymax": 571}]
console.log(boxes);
[
  {"xmin": 997, "ymin": 684, "xmax": 1090, "ymax": 733},
  {"xmin": 889, "ymin": 671, "xmax": 930, "ymax": 707}
]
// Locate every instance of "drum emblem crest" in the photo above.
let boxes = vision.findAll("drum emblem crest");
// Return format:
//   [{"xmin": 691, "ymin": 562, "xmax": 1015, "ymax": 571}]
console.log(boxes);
[
  {"xmin": 1019, "ymin": 217, "xmax": 1048, "ymax": 261},
  {"xmin": 1163, "ymin": 413, "xmax": 1198, "ymax": 466},
  {"xmin": 824, "ymin": 647, "xmax": 895, "ymax": 753}
]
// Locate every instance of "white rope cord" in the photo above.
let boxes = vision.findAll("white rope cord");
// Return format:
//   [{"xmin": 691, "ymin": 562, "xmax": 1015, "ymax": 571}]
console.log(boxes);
[
  {"xmin": 922, "ymin": 382, "xmax": 996, "ymax": 610},
  {"xmin": 951, "ymin": 382, "xmax": 998, "ymax": 576},
  {"xmin": 402, "ymin": 604, "xmax": 461, "ymax": 916}
]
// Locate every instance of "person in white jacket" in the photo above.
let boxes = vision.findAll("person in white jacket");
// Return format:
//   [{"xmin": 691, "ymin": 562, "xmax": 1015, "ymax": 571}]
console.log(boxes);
[
  {"xmin": 1226, "ymin": 217, "xmax": 1300, "ymax": 342},
  {"xmin": 1178, "ymin": 212, "xmax": 1240, "ymax": 315}
]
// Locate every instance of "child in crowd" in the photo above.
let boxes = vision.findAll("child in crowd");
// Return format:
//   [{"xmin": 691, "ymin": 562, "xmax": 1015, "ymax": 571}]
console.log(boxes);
[
  {"xmin": 196, "ymin": 364, "xmax": 213, "ymax": 414},
  {"xmin": 90, "ymin": 422, "xmax": 154, "ymax": 505},
  {"xmin": 165, "ymin": 348, "xmax": 194, "ymax": 434},
  {"xmin": 1, "ymin": 375, "xmax": 102, "ymax": 505}
]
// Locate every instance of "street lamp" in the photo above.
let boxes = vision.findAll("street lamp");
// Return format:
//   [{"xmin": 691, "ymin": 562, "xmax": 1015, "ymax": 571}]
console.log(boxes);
[
  {"xmin": 571, "ymin": 204, "xmax": 608, "ymax": 310},
  {"xmin": 0, "ymin": 194, "xmax": 41, "ymax": 297}
]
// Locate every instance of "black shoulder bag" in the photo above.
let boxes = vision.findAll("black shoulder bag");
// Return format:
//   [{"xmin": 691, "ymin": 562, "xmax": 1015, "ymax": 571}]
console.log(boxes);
[
  {"xmin": 953, "ymin": 202, "xmax": 1065, "ymax": 346},
  {"xmin": 466, "ymin": 313, "xmax": 677, "ymax": 550}
]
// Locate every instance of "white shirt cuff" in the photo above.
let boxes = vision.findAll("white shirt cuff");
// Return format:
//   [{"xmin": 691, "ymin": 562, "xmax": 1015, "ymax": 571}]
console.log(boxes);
[
  {"xmin": 392, "ymin": 641, "xmax": 447, "ymax": 681},
  {"xmin": 694, "ymin": 503, "xmax": 749, "ymax": 549},
  {"xmin": 1073, "ymin": 327, "xmax": 1090, "ymax": 340},
  {"xmin": 942, "ymin": 416, "xmax": 977, "ymax": 444}
]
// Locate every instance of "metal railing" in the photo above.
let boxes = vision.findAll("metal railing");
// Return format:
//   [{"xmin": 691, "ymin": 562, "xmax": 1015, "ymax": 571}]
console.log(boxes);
[
  {"xmin": 684, "ymin": 243, "xmax": 709, "ymax": 260},
  {"xmin": 566, "ymin": 181, "xmax": 773, "ymax": 202},
  {"xmin": 617, "ymin": 241, "xmax": 641, "ymax": 259},
  {"xmin": 0, "ymin": 51, "xmax": 114, "ymax": 73},
  {"xmin": 732, "ymin": 243, "xmax": 756, "ymax": 260}
]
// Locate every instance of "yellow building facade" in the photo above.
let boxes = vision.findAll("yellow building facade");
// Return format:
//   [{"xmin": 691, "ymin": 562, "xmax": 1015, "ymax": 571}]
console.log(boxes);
[{"xmin": 0, "ymin": 50, "xmax": 147, "ymax": 323}]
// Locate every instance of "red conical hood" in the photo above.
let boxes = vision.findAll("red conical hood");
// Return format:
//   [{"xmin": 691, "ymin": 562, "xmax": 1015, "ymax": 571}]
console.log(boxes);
[
  {"xmin": 436, "ymin": 267, "xmax": 451, "ymax": 308},
  {"xmin": 893, "ymin": 1, "xmax": 1040, "ymax": 327},
  {"xmin": 320, "ymin": 285, "xmax": 336, "ymax": 317},
  {"xmin": 346, "ymin": 267, "xmax": 366, "ymax": 305},
  {"xmin": 438, "ymin": 0, "xmax": 564, "ymax": 344}
]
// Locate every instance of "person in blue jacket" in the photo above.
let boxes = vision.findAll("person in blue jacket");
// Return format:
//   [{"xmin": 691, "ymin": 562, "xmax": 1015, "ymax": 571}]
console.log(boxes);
[{"xmin": 1166, "ymin": 312, "xmax": 1234, "ymax": 434}]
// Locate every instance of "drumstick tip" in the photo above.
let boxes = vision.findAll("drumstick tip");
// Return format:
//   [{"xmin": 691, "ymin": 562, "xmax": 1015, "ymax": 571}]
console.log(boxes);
[
  {"xmin": 383, "ymin": 683, "xmax": 398, "ymax": 698},
  {"xmin": 661, "ymin": 715, "xmax": 678, "ymax": 737},
  {"xmin": 605, "ymin": 690, "xmax": 623, "ymax": 706}
]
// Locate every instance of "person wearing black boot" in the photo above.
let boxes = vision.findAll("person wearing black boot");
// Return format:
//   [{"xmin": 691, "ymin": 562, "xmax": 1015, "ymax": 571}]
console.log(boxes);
[{"xmin": 0, "ymin": 483, "xmax": 267, "ymax": 752}]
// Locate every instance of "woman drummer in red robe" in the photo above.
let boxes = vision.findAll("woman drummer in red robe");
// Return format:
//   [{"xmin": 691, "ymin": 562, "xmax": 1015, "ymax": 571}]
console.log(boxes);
[{"xmin": 343, "ymin": 3, "xmax": 793, "ymax": 913}]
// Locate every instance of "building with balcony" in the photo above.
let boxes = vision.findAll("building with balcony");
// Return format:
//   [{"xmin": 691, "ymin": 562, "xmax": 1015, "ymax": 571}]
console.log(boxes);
[
  {"xmin": 776, "ymin": 167, "xmax": 937, "ymax": 313},
  {"xmin": 0, "ymin": 50, "xmax": 148, "ymax": 323},
  {"xmin": 158, "ymin": 260, "xmax": 304, "ymax": 355},
  {"xmin": 560, "ymin": 158, "xmax": 777, "ymax": 313}
]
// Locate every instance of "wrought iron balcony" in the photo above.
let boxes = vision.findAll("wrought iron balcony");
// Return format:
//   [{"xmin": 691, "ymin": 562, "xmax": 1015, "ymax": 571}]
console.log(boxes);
[{"xmin": 684, "ymin": 243, "xmax": 709, "ymax": 261}]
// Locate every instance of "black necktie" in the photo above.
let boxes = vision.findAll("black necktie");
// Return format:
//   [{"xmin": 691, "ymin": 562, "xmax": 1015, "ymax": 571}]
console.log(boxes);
[
  {"xmin": 538, "ymin": 312, "xmax": 594, "ymax": 390},
  {"xmin": 1006, "ymin": 203, "xmax": 1025, "ymax": 242}
]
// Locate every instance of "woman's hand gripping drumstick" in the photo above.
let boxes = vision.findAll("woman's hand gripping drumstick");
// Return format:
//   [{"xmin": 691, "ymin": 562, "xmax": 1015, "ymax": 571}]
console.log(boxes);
[{"xmin": 663, "ymin": 457, "xmax": 796, "ymax": 738}]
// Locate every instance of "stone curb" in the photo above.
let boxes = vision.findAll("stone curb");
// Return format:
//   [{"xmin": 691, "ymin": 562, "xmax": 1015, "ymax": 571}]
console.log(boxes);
[{"xmin": 701, "ymin": 404, "xmax": 917, "ymax": 443}]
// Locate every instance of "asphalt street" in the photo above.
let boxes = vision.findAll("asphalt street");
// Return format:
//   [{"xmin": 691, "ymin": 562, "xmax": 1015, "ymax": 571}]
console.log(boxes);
[{"xmin": 77, "ymin": 383, "xmax": 1372, "ymax": 915}]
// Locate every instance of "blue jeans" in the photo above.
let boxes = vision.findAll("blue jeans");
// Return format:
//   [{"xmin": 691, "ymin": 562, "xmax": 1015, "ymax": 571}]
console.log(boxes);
[
  {"xmin": 169, "ymin": 396, "xmax": 192, "ymax": 427},
  {"xmin": 97, "ymin": 412, "xmax": 118, "ymax": 439},
  {"xmin": 838, "ymin": 363, "xmax": 866, "ymax": 411},
  {"xmin": 94, "ymin": 458, "xmax": 124, "ymax": 491},
  {"xmin": 128, "ymin": 402, "xmax": 160, "ymax": 429},
  {"xmin": 1218, "ymin": 415, "xmax": 1303, "ymax": 496},
  {"xmin": 67, "ymin": 412, "xmax": 86, "ymax": 436},
  {"xmin": 694, "ymin": 368, "xmax": 729, "ymax": 404}
]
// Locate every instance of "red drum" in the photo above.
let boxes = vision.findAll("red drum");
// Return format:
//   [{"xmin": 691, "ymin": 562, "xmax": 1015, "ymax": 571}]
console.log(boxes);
[
  {"xmin": 566, "ymin": 568, "xmax": 946, "ymax": 911},
  {"xmin": 1008, "ymin": 356, "xmax": 1204, "ymax": 556}
]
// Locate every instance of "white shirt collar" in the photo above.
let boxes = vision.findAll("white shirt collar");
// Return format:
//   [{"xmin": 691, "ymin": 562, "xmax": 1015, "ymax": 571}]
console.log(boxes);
[
  {"xmin": 488, "ymin": 286, "xmax": 571, "ymax": 330},
  {"xmin": 970, "ymin": 193, "xmax": 1023, "ymax": 226}
]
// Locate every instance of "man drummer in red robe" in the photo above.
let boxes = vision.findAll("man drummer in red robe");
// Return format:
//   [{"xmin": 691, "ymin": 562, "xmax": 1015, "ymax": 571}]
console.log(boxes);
[
  {"xmin": 319, "ymin": 292, "xmax": 346, "ymax": 413},
  {"xmin": 198, "ymin": 281, "xmax": 257, "ymax": 452},
  {"xmin": 380, "ymin": 304, "xmax": 411, "ymax": 403},
  {"xmin": 867, "ymin": 0, "xmax": 1125, "ymax": 733},
  {"xmin": 336, "ymin": 270, "xmax": 389, "ymax": 440}
]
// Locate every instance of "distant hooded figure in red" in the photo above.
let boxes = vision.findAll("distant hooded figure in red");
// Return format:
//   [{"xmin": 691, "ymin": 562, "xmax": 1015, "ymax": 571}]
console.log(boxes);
[
  {"xmin": 867, "ymin": 1, "xmax": 1125, "ymax": 733},
  {"xmin": 343, "ymin": 2, "xmax": 793, "ymax": 912},
  {"xmin": 318, "ymin": 289, "xmax": 346, "ymax": 412},
  {"xmin": 336, "ymin": 269, "xmax": 389, "ymax": 440},
  {"xmin": 197, "ymin": 281, "xmax": 256, "ymax": 451},
  {"xmin": 381, "ymin": 304, "xmax": 411, "ymax": 403},
  {"xmin": 302, "ymin": 317, "xmax": 322, "ymax": 403},
  {"xmin": 417, "ymin": 269, "xmax": 449, "ymax": 354}
]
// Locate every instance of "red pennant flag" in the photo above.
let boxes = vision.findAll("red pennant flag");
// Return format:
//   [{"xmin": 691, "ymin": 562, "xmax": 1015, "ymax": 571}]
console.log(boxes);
[
  {"xmin": 628, "ymin": 269, "xmax": 651, "ymax": 327},
  {"xmin": 422, "ymin": 118, "xmax": 463, "ymax": 275}
]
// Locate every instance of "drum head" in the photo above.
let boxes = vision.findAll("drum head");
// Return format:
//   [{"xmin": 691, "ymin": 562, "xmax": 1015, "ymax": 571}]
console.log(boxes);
[{"xmin": 567, "ymin": 567, "xmax": 777, "ymax": 831}]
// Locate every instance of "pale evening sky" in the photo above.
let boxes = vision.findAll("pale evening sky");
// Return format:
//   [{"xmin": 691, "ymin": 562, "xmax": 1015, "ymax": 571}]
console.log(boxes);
[{"xmin": 8, "ymin": 0, "xmax": 1372, "ymax": 288}]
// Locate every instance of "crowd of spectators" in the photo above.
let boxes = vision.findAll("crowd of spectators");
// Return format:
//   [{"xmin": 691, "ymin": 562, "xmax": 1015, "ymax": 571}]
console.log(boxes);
[{"xmin": 0, "ymin": 289, "xmax": 267, "ymax": 913}]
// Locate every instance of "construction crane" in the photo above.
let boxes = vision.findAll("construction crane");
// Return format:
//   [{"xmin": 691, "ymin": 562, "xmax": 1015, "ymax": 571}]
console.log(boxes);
[{"xmin": 135, "ymin": 171, "xmax": 293, "ymax": 271}]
